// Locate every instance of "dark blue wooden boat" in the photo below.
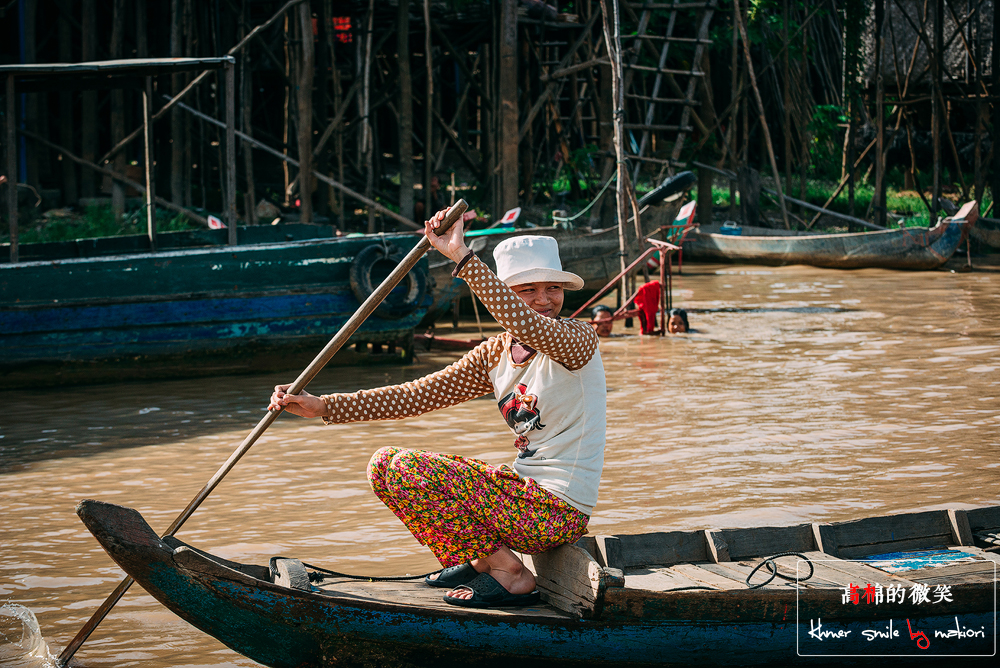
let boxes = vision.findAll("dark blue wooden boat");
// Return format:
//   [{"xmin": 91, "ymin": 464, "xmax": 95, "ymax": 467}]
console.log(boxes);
[
  {"xmin": 683, "ymin": 216, "xmax": 973, "ymax": 270},
  {"xmin": 77, "ymin": 500, "xmax": 998, "ymax": 666},
  {"xmin": 0, "ymin": 225, "xmax": 431, "ymax": 386}
]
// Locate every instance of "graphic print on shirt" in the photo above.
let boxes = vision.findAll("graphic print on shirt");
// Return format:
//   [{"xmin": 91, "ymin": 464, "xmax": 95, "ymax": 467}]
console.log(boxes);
[{"xmin": 498, "ymin": 383, "xmax": 545, "ymax": 458}]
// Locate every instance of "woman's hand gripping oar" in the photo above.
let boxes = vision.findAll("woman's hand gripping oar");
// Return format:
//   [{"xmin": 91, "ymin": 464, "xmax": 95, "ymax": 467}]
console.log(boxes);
[{"xmin": 57, "ymin": 200, "xmax": 469, "ymax": 667}]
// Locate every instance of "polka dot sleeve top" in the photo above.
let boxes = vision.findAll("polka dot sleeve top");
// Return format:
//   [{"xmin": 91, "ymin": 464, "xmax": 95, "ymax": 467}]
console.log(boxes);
[
  {"xmin": 318, "ymin": 255, "xmax": 599, "ymax": 424},
  {"xmin": 456, "ymin": 255, "xmax": 599, "ymax": 371},
  {"xmin": 319, "ymin": 337, "xmax": 502, "ymax": 424}
]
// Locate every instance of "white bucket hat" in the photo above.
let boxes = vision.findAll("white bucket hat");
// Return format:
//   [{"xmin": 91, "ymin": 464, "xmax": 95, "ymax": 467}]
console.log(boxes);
[{"xmin": 492, "ymin": 235, "xmax": 584, "ymax": 290}]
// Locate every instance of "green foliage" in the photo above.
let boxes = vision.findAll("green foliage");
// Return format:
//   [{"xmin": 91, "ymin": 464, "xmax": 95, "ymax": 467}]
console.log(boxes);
[
  {"xmin": 4, "ymin": 204, "xmax": 201, "ymax": 245},
  {"xmin": 808, "ymin": 105, "xmax": 848, "ymax": 181}
]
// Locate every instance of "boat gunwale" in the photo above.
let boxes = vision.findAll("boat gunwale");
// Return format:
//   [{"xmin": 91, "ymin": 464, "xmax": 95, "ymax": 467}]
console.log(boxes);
[
  {"xmin": 0, "ymin": 232, "xmax": 426, "ymax": 271},
  {"xmin": 691, "ymin": 217, "xmax": 961, "ymax": 243}
]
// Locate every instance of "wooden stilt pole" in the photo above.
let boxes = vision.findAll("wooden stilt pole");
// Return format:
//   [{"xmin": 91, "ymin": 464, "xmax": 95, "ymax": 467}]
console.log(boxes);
[
  {"xmin": 57, "ymin": 2, "xmax": 77, "ymax": 205},
  {"xmin": 993, "ymin": 0, "xmax": 1000, "ymax": 211},
  {"xmin": 600, "ymin": 0, "xmax": 627, "ymax": 306},
  {"xmin": 874, "ymin": 0, "xmax": 887, "ymax": 228},
  {"xmin": 424, "ymin": 0, "xmax": 434, "ymax": 216},
  {"xmin": 297, "ymin": 0, "xmax": 314, "ymax": 224},
  {"xmin": 973, "ymin": 1, "xmax": 985, "ymax": 208},
  {"xmin": 783, "ymin": 0, "xmax": 791, "ymax": 195},
  {"xmin": 734, "ymin": 0, "xmax": 790, "ymax": 229},
  {"xmin": 6, "ymin": 75, "xmax": 17, "ymax": 264},
  {"xmin": 931, "ymin": 0, "xmax": 943, "ymax": 225},
  {"xmin": 224, "ymin": 61, "xmax": 237, "ymax": 242},
  {"xmin": 81, "ymin": 0, "xmax": 97, "ymax": 197},
  {"xmin": 499, "ymin": 0, "xmax": 519, "ymax": 212},
  {"xmin": 170, "ymin": 0, "xmax": 186, "ymax": 207},
  {"xmin": 283, "ymin": 14, "xmax": 292, "ymax": 205},
  {"xmin": 23, "ymin": 0, "xmax": 38, "ymax": 190},
  {"xmin": 240, "ymin": 0, "xmax": 257, "ymax": 225},
  {"xmin": 398, "ymin": 0, "xmax": 414, "ymax": 223},
  {"xmin": 143, "ymin": 76, "xmax": 157, "ymax": 250},
  {"xmin": 110, "ymin": 0, "xmax": 126, "ymax": 222},
  {"xmin": 363, "ymin": 0, "xmax": 375, "ymax": 233},
  {"xmin": 729, "ymin": 3, "xmax": 738, "ymax": 221}
]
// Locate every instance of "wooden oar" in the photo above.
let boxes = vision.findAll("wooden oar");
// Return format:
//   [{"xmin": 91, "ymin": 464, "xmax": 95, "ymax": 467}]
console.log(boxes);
[{"xmin": 57, "ymin": 200, "xmax": 468, "ymax": 667}]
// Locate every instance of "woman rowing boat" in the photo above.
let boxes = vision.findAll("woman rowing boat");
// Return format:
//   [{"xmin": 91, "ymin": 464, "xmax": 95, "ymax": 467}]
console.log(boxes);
[{"xmin": 269, "ymin": 209, "xmax": 607, "ymax": 609}]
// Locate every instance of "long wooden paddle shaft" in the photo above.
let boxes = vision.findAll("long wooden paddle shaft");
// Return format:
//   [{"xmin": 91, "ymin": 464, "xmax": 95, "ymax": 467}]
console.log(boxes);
[{"xmin": 57, "ymin": 200, "xmax": 468, "ymax": 667}]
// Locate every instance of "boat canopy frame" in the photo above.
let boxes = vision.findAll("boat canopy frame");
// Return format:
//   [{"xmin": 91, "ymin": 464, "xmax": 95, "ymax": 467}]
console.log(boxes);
[{"xmin": 2, "ymin": 57, "xmax": 237, "ymax": 263}]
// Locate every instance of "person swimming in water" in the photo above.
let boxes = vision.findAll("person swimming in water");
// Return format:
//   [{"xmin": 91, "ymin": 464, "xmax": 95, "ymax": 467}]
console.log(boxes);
[
  {"xmin": 589, "ymin": 286, "xmax": 691, "ymax": 338},
  {"xmin": 666, "ymin": 308, "xmax": 689, "ymax": 334}
]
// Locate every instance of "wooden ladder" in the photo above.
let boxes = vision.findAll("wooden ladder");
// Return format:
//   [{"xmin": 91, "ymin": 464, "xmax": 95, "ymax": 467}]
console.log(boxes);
[{"xmin": 620, "ymin": 1, "xmax": 717, "ymax": 180}]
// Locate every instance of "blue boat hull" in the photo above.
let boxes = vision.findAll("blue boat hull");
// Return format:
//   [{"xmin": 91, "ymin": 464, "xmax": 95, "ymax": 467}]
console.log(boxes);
[
  {"xmin": 76, "ymin": 501, "xmax": 996, "ymax": 667},
  {"xmin": 1, "ymin": 233, "xmax": 429, "ymax": 384}
]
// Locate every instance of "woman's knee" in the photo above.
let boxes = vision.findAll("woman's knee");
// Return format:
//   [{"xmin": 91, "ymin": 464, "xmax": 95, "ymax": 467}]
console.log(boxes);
[{"xmin": 367, "ymin": 446, "xmax": 403, "ymax": 490}]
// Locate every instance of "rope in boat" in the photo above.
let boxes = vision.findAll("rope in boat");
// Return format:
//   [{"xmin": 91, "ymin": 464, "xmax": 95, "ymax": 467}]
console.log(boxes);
[
  {"xmin": 269, "ymin": 556, "xmax": 440, "ymax": 583},
  {"xmin": 745, "ymin": 551, "xmax": 814, "ymax": 590}
]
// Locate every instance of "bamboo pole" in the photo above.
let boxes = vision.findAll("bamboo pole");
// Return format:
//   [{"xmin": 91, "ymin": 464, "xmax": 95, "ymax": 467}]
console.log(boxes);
[{"xmin": 734, "ymin": 0, "xmax": 790, "ymax": 229}]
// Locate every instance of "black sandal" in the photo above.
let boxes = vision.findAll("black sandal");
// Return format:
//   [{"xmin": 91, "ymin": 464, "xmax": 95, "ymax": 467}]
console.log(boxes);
[
  {"xmin": 442, "ymin": 573, "xmax": 541, "ymax": 608},
  {"xmin": 424, "ymin": 562, "xmax": 478, "ymax": 588}
]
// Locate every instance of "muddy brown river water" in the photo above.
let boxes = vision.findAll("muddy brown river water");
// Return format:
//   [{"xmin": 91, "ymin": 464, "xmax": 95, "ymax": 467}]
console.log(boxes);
[{"xmin": 1, "ymin": 263, "xmax": 998, "ymax": 667}]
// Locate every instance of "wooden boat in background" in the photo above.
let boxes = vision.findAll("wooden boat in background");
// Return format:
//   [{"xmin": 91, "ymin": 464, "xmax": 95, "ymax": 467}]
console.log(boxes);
[
  {"xmin": 970, "ymin": 216, "xmax": 1000, "ymax": 251},
  {"xmin": 682, "ymin": 211, "xmax": 975, "ymax": 270},
  {"xmin": 78, "ymin": 499, "xmax": 999, "ymax": 667},
  {"xmin": 0, "ymin": 224, "xmax": 432, "ymax": 387}
]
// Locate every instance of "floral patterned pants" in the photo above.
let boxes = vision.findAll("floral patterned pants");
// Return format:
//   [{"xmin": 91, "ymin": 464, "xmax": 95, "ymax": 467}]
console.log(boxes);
[{"xmin": 367, "ymin": 446, "xmax": 590, "ymax": 567}]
